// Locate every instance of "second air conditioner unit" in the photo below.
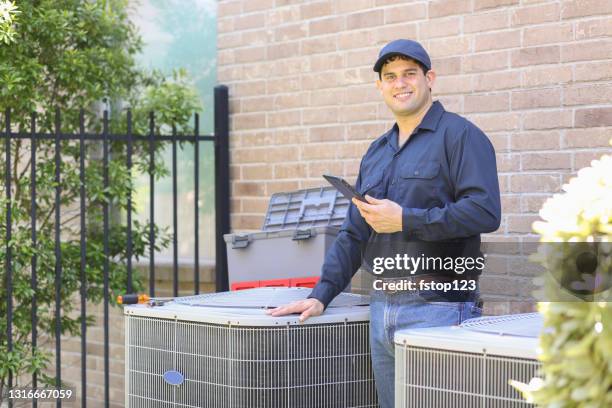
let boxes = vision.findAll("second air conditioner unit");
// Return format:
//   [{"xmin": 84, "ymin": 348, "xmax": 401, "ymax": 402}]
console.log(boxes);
[{"xmin": 394, "ymin": 312, "xmax": 542, "ymax": 408}]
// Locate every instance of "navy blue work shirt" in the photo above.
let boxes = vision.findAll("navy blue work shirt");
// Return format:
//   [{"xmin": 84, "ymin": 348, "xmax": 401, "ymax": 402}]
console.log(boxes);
[{"xmin": 309, "ymin": 101, "xmax": 501, "ymax": 308}]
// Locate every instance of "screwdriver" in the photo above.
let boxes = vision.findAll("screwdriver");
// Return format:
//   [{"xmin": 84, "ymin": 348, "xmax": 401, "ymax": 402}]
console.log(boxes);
[{"xmin": 117, "ymin": 293, "xmax": 150, "ymax": 305}]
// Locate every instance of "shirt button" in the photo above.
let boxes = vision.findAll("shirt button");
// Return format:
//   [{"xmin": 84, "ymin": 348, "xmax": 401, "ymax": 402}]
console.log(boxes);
[{"xmin": 414, "ymin": 170, "xmax": 420, "ymax": 176}]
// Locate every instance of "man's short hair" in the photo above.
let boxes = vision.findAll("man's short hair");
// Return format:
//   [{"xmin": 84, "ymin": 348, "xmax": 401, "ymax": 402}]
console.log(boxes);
[{"xmin": 378, "ymin": 55, "xmax": 429, "ymax": 80}]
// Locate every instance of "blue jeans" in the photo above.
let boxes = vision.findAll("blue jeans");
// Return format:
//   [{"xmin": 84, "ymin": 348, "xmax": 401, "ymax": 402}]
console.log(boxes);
[{"xmin": 369, "ymin": 289, "xmax": 482, "ymax": 408}]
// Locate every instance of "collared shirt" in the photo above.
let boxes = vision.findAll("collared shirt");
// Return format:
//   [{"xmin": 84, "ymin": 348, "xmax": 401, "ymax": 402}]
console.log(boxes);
[{"xmin": 309, "ymin": 101, "xmax": 501, "ymax": 308}]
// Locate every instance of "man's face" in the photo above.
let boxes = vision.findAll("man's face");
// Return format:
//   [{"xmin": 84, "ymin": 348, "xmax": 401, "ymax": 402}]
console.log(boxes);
[{"xmin": 376, "ymin": 58, "xmax": 435, "ymax": 117}]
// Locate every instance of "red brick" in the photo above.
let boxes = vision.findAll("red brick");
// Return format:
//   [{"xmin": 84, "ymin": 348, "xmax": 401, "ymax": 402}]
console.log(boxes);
[
  {"xmin": 463, "ymin": 50, "xmax": 509, "ymax": 73},
  {"xmin": 575, "ymin": 108, "xmax": 612, "ymax": 128},
  {"xmin": 510, "ymin": 174, "xmax": 560, "ymax": 193},
  {"xmin": 507, "ymin": 215, "xmax": 541, "ymax": 233},
  {"xmin": 474, "ymin": 0, "xmax": 519, "ymax": 11},
  {"xmin": 309, "ymin": 16, "xmax": 345, "ymax": 35},
  {"xmin": 347, "ymin": 10, "xmax": 384, "ymax": 29},
  {"xmin": 241, "ymin": 96, "xmax": 274, "ymax": 113},
  {"xmin": 218, "ymin": 17, "xmax": 234, "ymax": 33},
  {"xmin": 564, "ymin": 84, "xmax": 612, "ymax": 106},
  {"xmin": 338, "ymin": 103, "xmax": 378, "ymax": 122},
  {"xmin": 521, "ymin": 66, "xmax": 572, "ymax": 87},
  {"xmin": 232, "ymin": 112, "xmax": 266, "ymax": 130},
  {"xmin": 522, "ymin": 152, "xmax": 572, "ymax": 170},
  {"xmin": 337, "ymin": 0, "xmax": 376, "ymax": 13},
  {"xmin": 338, "ymin": 30, "xmax": 377, "ymax": 50},
  {"xmin": 230, "ymin": 80, "xmax": 266, "ymax": 97},
  {"xmin": 430, "ymin": 56, "xmax": 462, "ymax": 75},
  {"xmin": 511, "ymin": 88, "xmax": 561, "ymax": 110},
  {"xmin": 275, "ymin": 23, "xmax": 308, "ymax": 42},
  {"xmin": 234, "ymin": 46, "xmax": 266, "ymax": 63},
  {"xmin": 474, "ymin": 71, "xmax": 521, "ymax": 92},
  {"xmin": 523, "ymin": 23, "xmax": 574, "ymax": 47},
  {"xmin": 301, "ymin": 72, "xmax": 341, "ymax": 91},
  {"xmin": 265, "ymin": 180, "xmax": 300, "ymax": 195},
  {"xmin": 435, "ymin": 75, "xmax": 473, "ymax": 95},
  {"xmin": 303, "ymin": 107, "xmax": 339, "ymax": 125},
  {"xmin": 511, "ymin": 3, "xmax": 559, "ymax": 26},
  {"xmin": 268, "ymin": 110, "xmax": 301, "ymax": 127},
  {"xmin": 561, "ymin": 0, "xmax": 612, "ymax": 19},
  {"xmin": 429, "ymin": 0, "xmax": 472, "ymax": 18},
  {"xmin": 428, "ymin": 37, "xmax": 471, "ymax": 58},
  {"xmin": 574, "ymin": 61, "xmax": 612, "ymax": 82},
  {"xmin": 501, "ymin": 195, "xmax": 520, "ymax": 213},
  {"xmin": 464, "ymin": 10, "xmax": 510, "ymax": 33},
  {"xmin": 218, "ymin": 49, "xmax": 234, "ymax": 64},
  {"xmin": 347, "ymin": 123, "xmax": 389, "ymax": 140},
  {"xmin": 523, "ymin": 110, "xmax": 572, "ymax": 130},
  {"xmin": 575, "ymin": 150, "xmax": 611, "ymax": 169},
  {"xmin": 302, "ymin": 143, "xmax": 337, "ymax": 160},
  {"xmin": 488, "ymin": 133, "xmax": 511, "ymax": 152},
  {"xmin": 420, "ymin": 17, "xmax": 461, "ymax": 39},
  {"xmin": 266, "ymin": 6, "xmax": 301, "ymax": 26},
  {"xmin": 308, "ymin": 161, "xmax": 344, "ymax": 177},
  {"xmin": 564, "ymin": 128, "xmax": 612, "ymax": 148},
  {"xmin": 218, "ymin": 32, "xmax": 243, "ymax": 49},
  {"xmin": 233, "ymin": 181, "xmax": 265, "ymax": 196},
  {"xmin": 272, "ymin": 129, "xmax": 307, "ymax": 146},
  {"xmin": 521, "ymin": 195, "xmax": 553, "ymax": 213},
  {"xmin": 384, "ymin": 4, "xmax": 427, "ymax": 24},
  {"xmin": 240, "ymin": 197, "xmax": 269, "ymax": 214},
  {"xmin": 335, "ymin": 141, "xmax": 371, "ymax": 159},
  {"xmin": 511, "ymin": 46, "xmax": 560, "ymax": 67},
  {"xmin": 309, "ymin": 125, "xmax": 346, "ymax": 142},
  {"xmin": 274, "ymin": 93, "xmax": 309, "ymax": 110},
  {"xmin": 511, "ymin": 131, "xmax": 561, "ymax": 151},
  {"xmin": 218, "ymin": 0, "xmax": 242, "ymax": 16},
  {"xmin": 575, "ymin": 17, "xmax": 612, "ymax": 39},
  {"xmin": 302, "ymin": 36, "xmax": 337, "ymax": 55},
  {"xmin": 234, "ymin": 13, "xmax": 266, "ymax": 30},
  {"xmin": 344, "ymin": 159, "xmax": 361, "ymax": 176},
  {"xmin": 343, "ymin": 85, "xmax": 379, "ymax": 104},
  {"xmin": 241, "ymin": 164, "xmax": 273, "ymax": 180},
  {"xmin": 267, "ymin": 42, "xmax": 296, "ymax": 59},
  {"xmin": 310, "ymin": 54, "xmax": 344, "ymax": 71},
  {"xmin": 340, "ymin": 67, "xmax": 375, "ymax": 86},
  {"xmin": 267, "ymin": 146, "xmax": 300, "ymax": 162},
  {"xmin": 475, "ymin": 30, "xmax": 521, "ymax": 52},
  {"xmin": 274, "ymin": 163, "xmax": 307, "ymax": 179},
  {"xmin": 375, "ymin": 24, "xmax": 419, "ymax": 45},
  {"xmin": 345, "ymin": 48, "xmax": 379, "ymax": 67},
  {"xmin": 496, "ymin": 153, "xmax": 521, "ymax": 172},
  {"xmin": 437, "ymin": 95, "xmax": 462, "ymax": 113},
  {"xmin": 561, "ymin": 40, "xmax": 612, "ymax": 62},
  {"xmin": 464, "ymin": 93, "xmax": 510, "ymax": 113},
  {"xmin": 300, "ymin": 1, "xmax": 332, "ymax": 19},
  {"xmin": 308, "ymin": 89, "xmax": 342, "ymax": 107},
  {"xmin": 267, "ymin": 76, "xmax": 301, "ymax": 94},
  {"xmin": 242, "ymin": 0, "xmax": 274, "ymax": 12},
  {"xmin": 469, "ymin": 113, "xmax": 520, "ymax": 132}
]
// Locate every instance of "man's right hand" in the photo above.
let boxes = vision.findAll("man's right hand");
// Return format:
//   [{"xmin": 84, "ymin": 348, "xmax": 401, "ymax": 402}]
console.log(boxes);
[{"xmin": 265, "ymin": 298, "xmax": 324, "ymax": 323}]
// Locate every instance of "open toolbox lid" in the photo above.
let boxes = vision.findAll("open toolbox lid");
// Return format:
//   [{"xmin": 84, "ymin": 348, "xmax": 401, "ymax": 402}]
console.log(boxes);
[{"xmin": 262, "ymin": 186, "xmax": 350, "ymax": 231}]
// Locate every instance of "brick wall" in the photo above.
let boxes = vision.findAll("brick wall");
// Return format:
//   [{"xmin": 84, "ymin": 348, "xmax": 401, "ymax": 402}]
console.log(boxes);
[{"xmin": 218, "ymin": 0, "xmax": 612, "ymax": 312}]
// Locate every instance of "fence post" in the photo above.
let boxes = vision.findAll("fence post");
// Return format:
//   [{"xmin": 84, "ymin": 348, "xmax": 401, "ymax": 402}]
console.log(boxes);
[{"xmin": 214, "ymin": 85, "xmax": 230, "ymax": 292}]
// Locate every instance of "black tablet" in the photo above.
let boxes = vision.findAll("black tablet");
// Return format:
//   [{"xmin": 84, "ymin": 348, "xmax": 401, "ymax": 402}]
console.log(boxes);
[{"xmin": 323, "ymin": 174, "xmax": 368, "ymax": 203}]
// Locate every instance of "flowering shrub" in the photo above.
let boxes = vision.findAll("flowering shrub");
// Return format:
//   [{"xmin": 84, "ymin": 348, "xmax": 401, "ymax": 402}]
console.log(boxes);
[{"xmin": 512, "ymin": 150, "xmax": 612, "ymax": 407}]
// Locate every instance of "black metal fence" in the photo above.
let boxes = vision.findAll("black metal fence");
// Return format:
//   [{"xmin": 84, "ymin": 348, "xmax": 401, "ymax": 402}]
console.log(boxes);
[{"xmin": 1, "ymin": 85, "xmax": 230, "ymax": 407}]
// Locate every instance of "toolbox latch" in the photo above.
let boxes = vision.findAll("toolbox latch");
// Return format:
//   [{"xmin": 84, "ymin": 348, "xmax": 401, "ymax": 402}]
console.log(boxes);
[
  {"xmin": 292, "ymin": 228, "xmax": 315, "ymax": 241},
  {"xmin": 231, "ymin": 235, "xmax": 250, "ymax": 249}
]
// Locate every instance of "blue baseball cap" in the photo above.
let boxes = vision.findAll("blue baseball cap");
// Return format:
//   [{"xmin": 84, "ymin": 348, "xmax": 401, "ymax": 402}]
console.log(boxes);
[{"xmin": 373, "ymin": 39, "xmax": 431, "ymax": 73}]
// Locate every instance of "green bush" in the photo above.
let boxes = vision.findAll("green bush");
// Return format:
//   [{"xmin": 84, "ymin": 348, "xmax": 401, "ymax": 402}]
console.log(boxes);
[
  {"xmin": 512, "ymin": 151, "xmax": 612, "ymax": 407},
  {"xmin": 0, "ymin": 0, "xmax": 201, "ymax": 399}
]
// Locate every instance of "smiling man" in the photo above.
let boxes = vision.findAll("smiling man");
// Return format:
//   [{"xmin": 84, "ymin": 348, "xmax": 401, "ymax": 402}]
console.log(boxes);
[{"xmin": 267, "ymin": 39, "xmax": 501, "ymax": 408}]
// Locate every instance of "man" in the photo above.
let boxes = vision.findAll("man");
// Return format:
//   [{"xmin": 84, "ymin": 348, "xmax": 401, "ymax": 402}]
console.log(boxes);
[{"xmin": 267, "ymin": 39, "xmax": 501, "ymax": 408}]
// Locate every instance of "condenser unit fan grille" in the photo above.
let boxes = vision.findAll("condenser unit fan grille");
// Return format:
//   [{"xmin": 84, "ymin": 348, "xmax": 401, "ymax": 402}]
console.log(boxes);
[{"xmin": 126, "ymin": 316, "xmax": 377, "ymax": 408}]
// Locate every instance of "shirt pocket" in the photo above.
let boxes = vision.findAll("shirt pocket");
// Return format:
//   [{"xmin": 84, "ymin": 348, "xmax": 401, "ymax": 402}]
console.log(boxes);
[
  {"xmin": 400, "ymin": 161, "xmax": 441, "ymax": 180},
  {"xmin": 398, "ymin": 161, "xmax": 442, "ymax": 208},
  {"xmin": 359, "ymin": 172, "xmax": 384, "ymax": 197}
]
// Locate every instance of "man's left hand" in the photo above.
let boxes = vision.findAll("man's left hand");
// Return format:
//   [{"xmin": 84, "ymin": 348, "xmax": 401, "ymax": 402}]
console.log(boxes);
[{"xmin": 352, "ymin": 195, "xmax": 403, "ymax": 233}]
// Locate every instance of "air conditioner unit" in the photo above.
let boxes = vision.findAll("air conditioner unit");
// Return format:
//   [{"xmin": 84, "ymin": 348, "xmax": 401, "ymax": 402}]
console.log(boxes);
[
  {"xmin": 124, "ymin": 287, "xmax": 377, "ymax": 407},
  {"xmin": 394, "ymin": 313, "xmax": 542, "ymax": 408}
]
